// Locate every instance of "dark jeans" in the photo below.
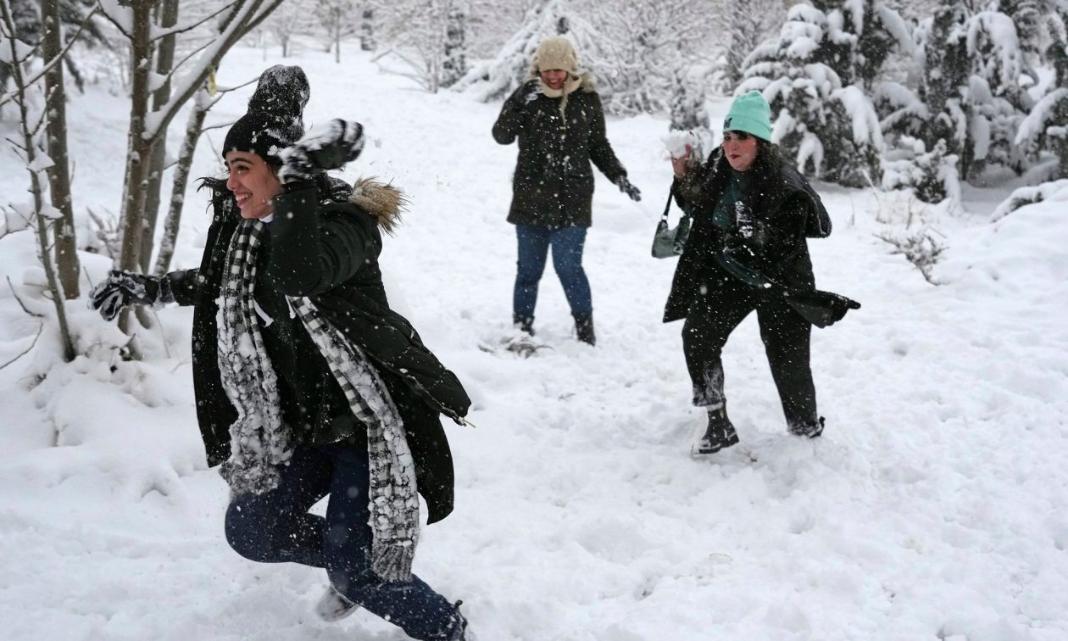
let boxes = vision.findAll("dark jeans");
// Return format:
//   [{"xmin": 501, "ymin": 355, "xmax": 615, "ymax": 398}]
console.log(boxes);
[
  {"xmin": 225, "ymin": 444, "xmax": 457, "ymax": 641},
  {"xmin": 682, "ymin": 274, "xmax": 818, "ymax": 430},
  {"xmin": 513, "ymin": 224, "xmax": 592, "ymax": 321}
]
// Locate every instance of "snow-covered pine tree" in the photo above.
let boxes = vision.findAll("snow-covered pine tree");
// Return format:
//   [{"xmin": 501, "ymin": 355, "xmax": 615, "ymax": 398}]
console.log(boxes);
[
  {"xmin": 715, "ymin": 0, "xmax": 786, "ymax": 93},
  {"xmin": 360, "ymin": 5, "xmax": 376, "ymax": 52},
  {"xmin": 1015, "ymin": 4, "xmax": 1068, "ymax": 179},
  {"xmin": 669, "ymin": 66, "xmax": 709, "ymax": 132},
  {"xmin": 441, "ymin": 2, "xmax": 467, "ymax": 88},
  {"xmin": 450, "ymin": 0, "xmax": 572, "ymax": 102},
  {"xmin": 739, "ymin": 3, "xmax": 884, "ymax": 187}
]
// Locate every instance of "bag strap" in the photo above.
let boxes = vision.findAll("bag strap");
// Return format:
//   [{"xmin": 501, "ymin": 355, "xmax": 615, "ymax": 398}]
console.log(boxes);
[{"xmin": 660, "ymin": 182, "xmax": 676, "ymax": 223}]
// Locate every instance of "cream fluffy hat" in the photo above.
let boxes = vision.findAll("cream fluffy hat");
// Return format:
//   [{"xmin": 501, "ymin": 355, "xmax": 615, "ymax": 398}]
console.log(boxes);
[{"xmin": 533, "ymin": 36, "xmax": 579, "ymax": 73}]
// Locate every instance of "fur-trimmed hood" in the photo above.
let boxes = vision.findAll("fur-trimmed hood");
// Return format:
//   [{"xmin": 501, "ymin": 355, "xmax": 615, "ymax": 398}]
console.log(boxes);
[{"xmin": 350, "ymin": 177, "xmax": 407, "ymax": 234}]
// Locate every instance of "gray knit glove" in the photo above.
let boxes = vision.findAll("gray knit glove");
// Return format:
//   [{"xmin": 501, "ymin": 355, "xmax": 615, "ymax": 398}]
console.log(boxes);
[{"xmin": 88, "ymin": 270, "xmax": 174, "ymax": 321}]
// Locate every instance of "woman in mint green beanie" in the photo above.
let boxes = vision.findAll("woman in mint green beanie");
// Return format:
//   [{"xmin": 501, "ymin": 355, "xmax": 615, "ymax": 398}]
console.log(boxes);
[{"xmin": 664, "ymin": 90, "xmax": 836, "ymax": 455}]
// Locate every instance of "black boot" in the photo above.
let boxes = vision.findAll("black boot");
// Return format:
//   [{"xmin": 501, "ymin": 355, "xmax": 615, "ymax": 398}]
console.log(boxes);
[
  {"xmin": 693, "ymin": 405, "xmax": 739, "ymax": 455},
  {"xmin": 446, "ymin": 600, "xmax": 473, "ymax": 641},
  {"xmin": 513, "ymin": 314, "xmax": 535, "ymax": 336},
  {"xmin": 574, "ymin": 313, "xmax": 595, "ymax": 346},
  {"xmin": 788, "ymin": 416, "xmax": 824, "ymax": 438}
]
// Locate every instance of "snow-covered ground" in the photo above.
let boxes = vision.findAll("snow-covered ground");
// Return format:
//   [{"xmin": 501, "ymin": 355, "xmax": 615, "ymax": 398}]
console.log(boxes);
[{"xmin": 2, "ymin": 44, "xmax": 1067, "ymax": 641}]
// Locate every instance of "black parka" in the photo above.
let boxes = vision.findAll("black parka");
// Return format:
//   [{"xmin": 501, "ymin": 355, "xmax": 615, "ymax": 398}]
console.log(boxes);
[
  {"xmin": 167, "ymin": 176, "xmax": 469, "ymax": 523},
  {"xmin": 664, "ymin": 149, "xmax": 832, "ymax": 323},
  {"xmin": 492, "ymin": 77, "xmax": 627, "ymax": 228}
]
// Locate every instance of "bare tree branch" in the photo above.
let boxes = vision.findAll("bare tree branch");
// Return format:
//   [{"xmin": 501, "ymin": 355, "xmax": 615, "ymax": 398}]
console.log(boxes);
[
  {"xmin": 6, "ymin": 276, "xmax": 44, "ymax": 318},
  {"xmin": 95, "ymin": 0, "xmax": 133, "ymax": 39},
  {"xmin": 0, "ymin": 6, "xmax": 100, "ymax": 108},
  {"xmin": 150, "ymin": 1, "xmax": 238, "ymax": 41}
]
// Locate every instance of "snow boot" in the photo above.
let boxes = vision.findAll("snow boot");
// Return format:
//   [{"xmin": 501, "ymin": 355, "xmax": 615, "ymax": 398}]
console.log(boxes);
[
  {"xmin": 788, "ymin": 416, "xmax": 825, "ymax": 438},
  {"xmin": 314, "ymin": 585, "xmax": 359, "ymax": 622},
  {"xmin": 692, "ymin": 405, "xmax": 739, "ymax": 455},
  {"xmin": 574, "ymin": 313, "xmax": 596, "ymax": 346},
  {"xmin": 513, "ymin": 314, "xmax": 535, "ymax": 336}
]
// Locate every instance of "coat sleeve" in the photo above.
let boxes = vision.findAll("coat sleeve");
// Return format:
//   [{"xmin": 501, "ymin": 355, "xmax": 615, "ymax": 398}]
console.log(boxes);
[
  {"xmin": 268, "ymin": 183, "xmax": 380, "ymax": 296},
  {"xmin": 492, "ymin": 82, "xmax": 534, "ymax": 145},
  {"xmin": 586, "ymin": 92, "xmax": 627, "ymax": 182},
  {"xmin": 672, "ymin": 149, "xmax": 720, "ymax": 215}
]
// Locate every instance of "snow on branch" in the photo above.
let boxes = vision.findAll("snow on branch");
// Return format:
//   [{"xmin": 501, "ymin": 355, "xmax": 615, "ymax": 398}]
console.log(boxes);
[
  {"xmin": 142, "ymin": 0, "xmax": 281, "ymax": 141},
  {"xmin": 149, "ymin": 2, "xmax": 239, "ymax": 41},
  {"xmin": 0, "ymin": 6, "xmax": 100, "ymax": 108},
  {"xmin": 1015, "ymin": 88, "xmax": 1068, "ymax": 145},
  {"xmin": 991, "ymin": 180, "xmax": 1068, "ymax": 222},
  {"xmin": 96, "ymin": 0, "xmax": 133, "ymax": 39},
  {"xmin": 833, "ymin": 85, "xmax": 884, "ymax": 150}
]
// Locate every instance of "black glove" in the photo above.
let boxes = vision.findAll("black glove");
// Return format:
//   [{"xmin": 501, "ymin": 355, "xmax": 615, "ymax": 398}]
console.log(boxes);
[
  {"xmin": 88, "ymin": 270, "xmax": 173, "ymax": 321},
  {"xmin": 278, "ymin": 119, "xmax": 365, "ymax": 184},
  {"xmin": 615, "ymin": 175, "xmax": 641, "ymax": 202},
  {"xmin": 506, "ymin": 80, "xmax": 539, "ymax": 109}
]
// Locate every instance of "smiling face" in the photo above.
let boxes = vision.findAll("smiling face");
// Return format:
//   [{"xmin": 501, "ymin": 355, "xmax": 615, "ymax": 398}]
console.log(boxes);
[
  {"xmin": 539, "ymin": 69, "xmax": 568, "ymax": 91},
  {"xmin": 722, "ymin": 131, "xmax": 760, "ymax": 172},
  {"xmin": 224, "ymin": 151, "xmax": 282, "ymax": 219}
]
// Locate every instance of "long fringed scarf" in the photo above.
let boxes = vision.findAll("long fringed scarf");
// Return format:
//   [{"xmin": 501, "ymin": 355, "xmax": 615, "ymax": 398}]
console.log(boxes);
[{"xmin": 217, "ymin": 219, "xmax": 419, "ymax": 582}]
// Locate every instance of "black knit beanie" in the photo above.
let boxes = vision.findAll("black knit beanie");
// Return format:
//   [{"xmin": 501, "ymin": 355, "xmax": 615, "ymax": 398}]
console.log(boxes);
[{"xmin": 222, "ymin": 65, "xmax": 310, "ymax": 166}]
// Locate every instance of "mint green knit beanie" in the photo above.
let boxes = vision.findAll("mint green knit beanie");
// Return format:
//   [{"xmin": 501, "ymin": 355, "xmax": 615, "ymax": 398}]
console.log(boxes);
[{"xmin": 724, "ymin": 91, "xmax": 773, "ymax": 141}]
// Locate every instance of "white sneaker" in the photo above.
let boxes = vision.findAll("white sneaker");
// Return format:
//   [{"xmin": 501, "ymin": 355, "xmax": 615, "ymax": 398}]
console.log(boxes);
[{"xmin": 315, "ymin": 585, "xmax": 359, "ymax": 622}]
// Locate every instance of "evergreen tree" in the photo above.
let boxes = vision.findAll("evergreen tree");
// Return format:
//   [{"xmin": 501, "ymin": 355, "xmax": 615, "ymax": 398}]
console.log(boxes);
[
  {"xmin": 1015, "ymin": 4, "xmax": 1068, "ymax": 179},
  {"xmin": 740, "ymin": 3, "xmax": 884, "ymax": 187},
  {"xmin": 441, "ymin": 2, "xmax": 468, "ymax": 88}
]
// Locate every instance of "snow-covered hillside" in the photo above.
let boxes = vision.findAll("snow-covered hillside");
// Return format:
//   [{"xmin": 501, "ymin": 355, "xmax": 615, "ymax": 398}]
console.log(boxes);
[{"xmin": 1, "ymin": 45, "xmax": 1066, "ymax": 641}]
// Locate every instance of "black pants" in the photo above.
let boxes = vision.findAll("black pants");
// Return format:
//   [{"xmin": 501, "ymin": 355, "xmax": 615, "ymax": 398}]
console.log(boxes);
[{"xmin": 682, "ymin": 275, "xmax": 818, "ymax": 429}]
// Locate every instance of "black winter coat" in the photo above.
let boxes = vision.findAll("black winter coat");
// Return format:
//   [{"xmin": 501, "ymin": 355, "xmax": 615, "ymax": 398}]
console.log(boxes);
[
  {"xmin": 664, "ymin": 150, "xmax": 832, "ymax": 323},
  {"xmin": 492, "ymin": 77, "xmax": 627, "ymax": 228},
  {"xmin": 167, "ymin": 176, "xmax": 470, "ymax": 523}
]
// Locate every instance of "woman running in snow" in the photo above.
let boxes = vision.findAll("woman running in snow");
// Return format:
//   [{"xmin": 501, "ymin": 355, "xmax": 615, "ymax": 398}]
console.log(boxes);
[
  {"xmin": 665, "ymin": 90, "xmax": 856, "ymax": 456},
  {"xmin": 493, "ymin": 36, "xmax": 641, "ymax": 346},
  {"xmin": 89, "ymin": 66, "xmax": 473, "ymax": 641}
]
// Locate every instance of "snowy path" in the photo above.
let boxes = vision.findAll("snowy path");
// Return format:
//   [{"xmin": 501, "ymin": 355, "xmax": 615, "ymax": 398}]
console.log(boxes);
[{"xmin": 1, "ymin": 46, "xmax": 1066, "ymax": 641}]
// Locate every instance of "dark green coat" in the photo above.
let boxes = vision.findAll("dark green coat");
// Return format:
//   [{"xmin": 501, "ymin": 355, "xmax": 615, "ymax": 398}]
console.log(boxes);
[
  {"xmin": 664, "ymin": 150, "xmax": 831, "ymax": 323},
  {"xmin": 492, "ymin": 78, "xmax": 627, "ymax": 228},
  {"xmin": 167, "ymin": 176, "xmax": 469, "ymax": 523}
]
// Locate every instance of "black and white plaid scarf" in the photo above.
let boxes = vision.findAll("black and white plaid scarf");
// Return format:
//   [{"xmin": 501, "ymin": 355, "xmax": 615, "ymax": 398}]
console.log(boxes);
[{"xmin": 217, "ymin": 219, "xmax": 419, "ymax": 582}]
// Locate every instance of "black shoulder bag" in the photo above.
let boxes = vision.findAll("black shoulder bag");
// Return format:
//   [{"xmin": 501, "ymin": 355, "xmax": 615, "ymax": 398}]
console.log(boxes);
[{"xmin": 651, "ymin": 184, "xmax": 691, "ymax": 259}]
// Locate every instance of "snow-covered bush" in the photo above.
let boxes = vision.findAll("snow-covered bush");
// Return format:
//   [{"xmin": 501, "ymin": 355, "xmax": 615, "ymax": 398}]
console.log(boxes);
[
  {"xmin": 882, "ymin": 138, "xmax": 962, "ymax": 206},
  {"xmin": 990, "ymin": 179, "xmax": 1068, "ymax": 222}
]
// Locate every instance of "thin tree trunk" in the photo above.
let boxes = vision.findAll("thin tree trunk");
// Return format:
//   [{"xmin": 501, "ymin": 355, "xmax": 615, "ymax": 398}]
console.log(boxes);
[
  {"xmin": 1, "ymin": 0, "xmax": 75, "ymax": 362},
  {"xmin": 41, "ymin": 0, "xmax": 79, "ymax": 298},
  {"xmin": 153, "ymin": 86, "xmax": 209, "ymax": 277},
  {"xmin": 116, "ymin": 0, "xmax": 154, "ymax": 337},
  {"xmin": 140, "ymin": 0, "xmax": 179, "ymax": 273}
]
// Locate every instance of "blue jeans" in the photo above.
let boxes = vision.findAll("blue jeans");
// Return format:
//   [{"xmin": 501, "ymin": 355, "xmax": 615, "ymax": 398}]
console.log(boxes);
[
  {"xmin": 225, "ymin": 444, "xmax": 458, "ymax": 641},
  {"xmin": 513, "ymin": 224, "xmax": 592, "ymax": 322}
]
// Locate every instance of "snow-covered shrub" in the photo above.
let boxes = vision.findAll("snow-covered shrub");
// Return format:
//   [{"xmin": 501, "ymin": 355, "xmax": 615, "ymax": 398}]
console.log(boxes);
[
  {"xmin": 876, "ymin": 225, "xmax": 946, "ymax": 285},
  {"xmin": 990, "ymin": 179, "xmax": 1068, "ymax": 222},
  {"xmin": 882, "ymin": 138, "xmax": 962, "ymax": 205},
  {"xmin": 740, "ymin": 4, "xmax": 884, "ymax": 187}
]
